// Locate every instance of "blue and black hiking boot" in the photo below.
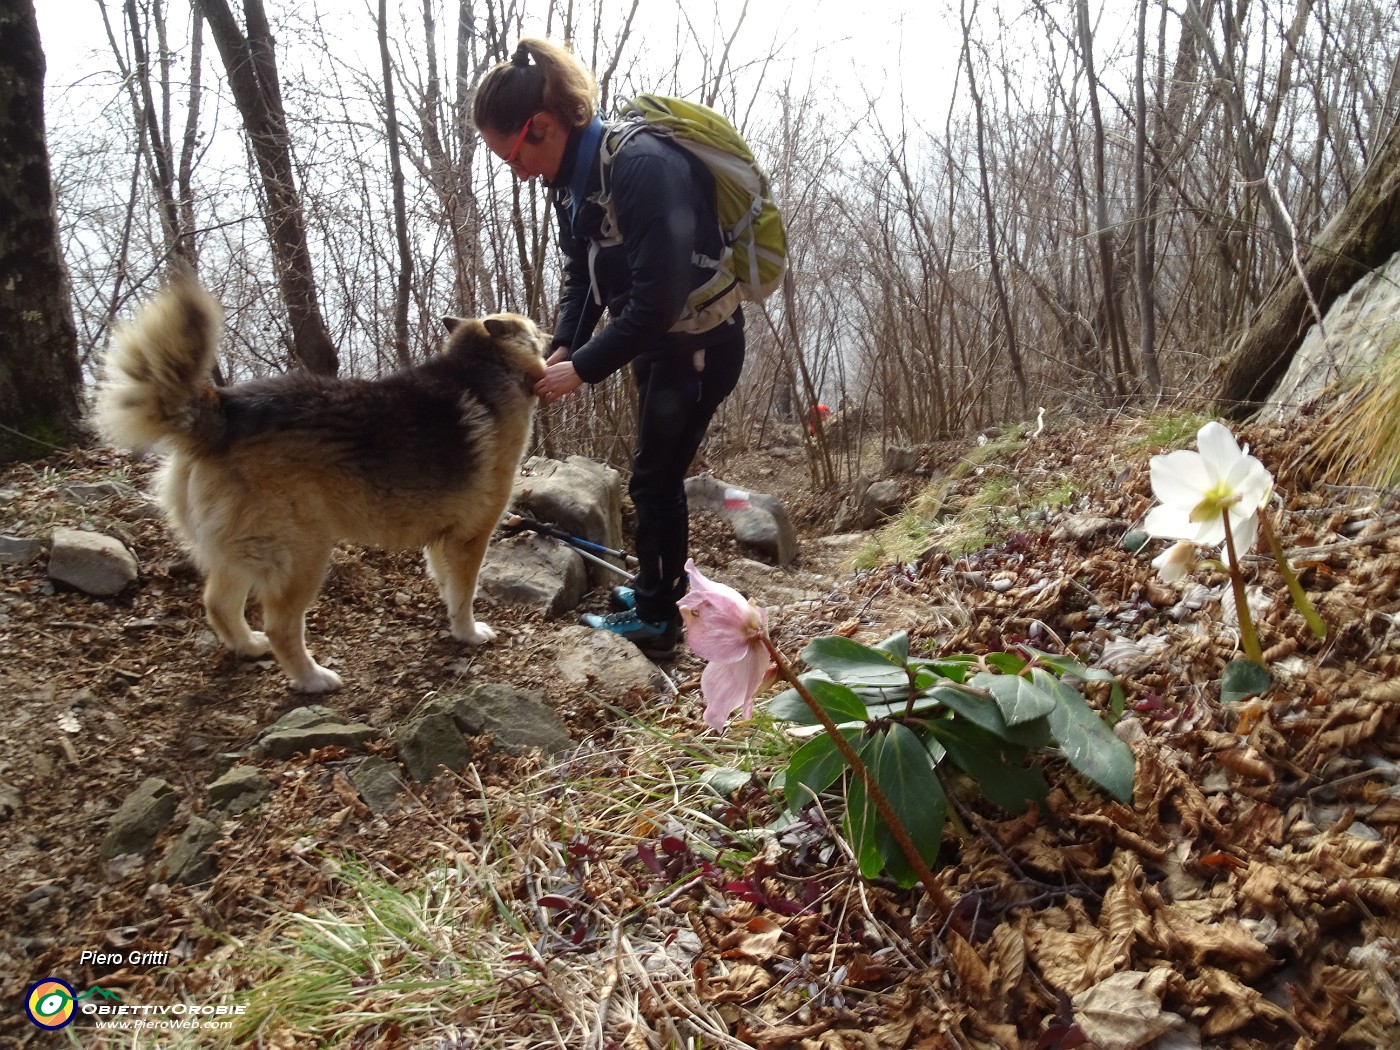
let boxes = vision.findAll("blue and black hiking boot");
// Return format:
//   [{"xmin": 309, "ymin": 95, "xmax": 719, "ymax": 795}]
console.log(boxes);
[
  {"xmin": 608, "ymin": 585, "xmax": 637, "ymax": 611},
  {"xmin": 580, "ymin": 608, "xmax": 679, "ymax": 659}
]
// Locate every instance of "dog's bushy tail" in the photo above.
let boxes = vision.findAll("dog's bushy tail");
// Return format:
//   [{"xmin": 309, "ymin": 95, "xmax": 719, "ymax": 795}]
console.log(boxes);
[{"xmin": 96, "ymin": 277, "xmax": 224, "ymax": 452}]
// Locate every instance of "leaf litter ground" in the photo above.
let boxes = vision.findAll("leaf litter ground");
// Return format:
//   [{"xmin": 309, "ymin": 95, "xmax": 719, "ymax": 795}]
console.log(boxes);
[{"xmin": 1, "ymin": 410, "xmax": 1398, "ymax": 1048}]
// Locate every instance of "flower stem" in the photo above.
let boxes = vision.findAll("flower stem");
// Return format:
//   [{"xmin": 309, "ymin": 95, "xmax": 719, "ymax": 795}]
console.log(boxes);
[
  {"xmin": 759, "ymin": 636, "xmax": 954, "ymax": 921},
  {"xmin": 1220, "ymin": 513, "xmax": 1266, "ymax": 666},
  {"xmin": 1258, "ymin": 512, "xmax": 1327, "ymax": 640}
]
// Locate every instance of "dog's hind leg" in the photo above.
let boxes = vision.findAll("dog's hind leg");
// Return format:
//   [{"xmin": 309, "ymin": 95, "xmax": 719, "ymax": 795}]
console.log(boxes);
[
  {"xmin": 203, "ymin": 567, "xmax": 272, "ymax": 658},
  {"xmin": 259, "ymin": 553, "xmax": 344, "ymax": 693},
  {"xmin": 426, "ymin": 531, "xmax": 496, "ymax": 645}
]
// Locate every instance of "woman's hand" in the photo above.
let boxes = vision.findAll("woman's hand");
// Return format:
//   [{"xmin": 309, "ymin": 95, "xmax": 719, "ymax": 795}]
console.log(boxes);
[{"xmin": 535, "ymin": 359, "xmax": 583, "ymax": 404}]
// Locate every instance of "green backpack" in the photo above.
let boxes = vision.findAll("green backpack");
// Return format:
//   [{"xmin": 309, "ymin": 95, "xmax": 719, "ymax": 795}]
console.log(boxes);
[{"xmin": 594, "ymin": 93, "xmax": 789, "ymax": 335}]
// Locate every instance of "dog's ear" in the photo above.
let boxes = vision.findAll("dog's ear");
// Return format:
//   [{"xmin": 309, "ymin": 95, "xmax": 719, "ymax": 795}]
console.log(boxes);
[
  {"xmin": 482, "ymin": 316, "xmax": 513, "ymax": 339},
  {"xmin": 442, "ymin": 316, "xmax": 464, "ymax": 334}
]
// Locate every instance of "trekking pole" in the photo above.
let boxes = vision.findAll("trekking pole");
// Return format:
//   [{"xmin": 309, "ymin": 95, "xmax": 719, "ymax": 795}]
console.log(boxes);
[{"xmin": 500, "ymin": 514, "xmax": 637, "ymax": 581}]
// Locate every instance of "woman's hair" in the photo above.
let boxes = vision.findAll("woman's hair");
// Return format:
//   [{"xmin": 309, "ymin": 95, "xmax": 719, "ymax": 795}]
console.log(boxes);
[{"xmin": 472, "ymin": 38, "xmax": 598, "ymax": 134}]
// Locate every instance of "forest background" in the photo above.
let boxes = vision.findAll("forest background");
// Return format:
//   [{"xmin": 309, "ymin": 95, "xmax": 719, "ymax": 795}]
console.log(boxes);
[{"xmin": 30, "ymin": 0, "xmax": 1400, "ymax": 481}]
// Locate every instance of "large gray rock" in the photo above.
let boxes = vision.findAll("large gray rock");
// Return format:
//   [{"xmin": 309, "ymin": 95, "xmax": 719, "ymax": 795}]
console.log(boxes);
[
  {"xmin": 1272, "ymin": 250, "xmax": 1400, "ymax": 410},
  {"xmin": 101, "ymin": 777, "xmax": 179, "ymax": 859},
  {"xmin": 429, "ymin": 683, "xmax": 576, "ymax": 758},
  {"xmin": 551, "ymin": 625, "xmax": 672, "ymax": 693},
  {"xmin": 685, "ymin": 474, "xmax": 797, "ymax": 566},
  {"xmin": 513, "ymin": 456, "xmax": 626, "ymax": 584},
  {"xmin": 394, "ymin": 712, "xmax": 472, "ymax": 783},
  {"xmin": 48, "ymin": 527, "xmax": 138, "ymax": 596},
  {"xmin": 158, "ymin": 816, "xmax": 222, "ymax": 885},
  {"xmin": 251, "ymin": 705, "xmax": 381, "ymax": 760},
  {"xmin": 834, "ymin": 476, "xmax": 904, "ymax": 532},
  {"xmin": 207, "ymin": 766, "xmax": 273, "ymax": 814},
  {"xmin": 480, "ymin": 532, "xmax": 589, "ymax": 615},
  {"xmin": 349, "ymin": 756, "xmax": 405, "ymax": 815}
]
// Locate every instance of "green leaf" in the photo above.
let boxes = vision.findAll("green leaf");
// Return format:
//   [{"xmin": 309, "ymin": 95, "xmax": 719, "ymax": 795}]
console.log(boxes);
[
  {"xmin": 1220, "ymin": 659, "xmax": 1273, "ymax": 703},
  {"xmin": 842, "ymin": 726, "xmax": 946, "ymax": 888},
  {"xmin": 869, "ymin": 724, "xmax": 946, "ymax": 888},
  {"xmin": 768, "ymin": 674, "xmax": 871, "ymax": 725},
  {"xmin": 972, "ymin": 671, "xmax": 1057, "ymax": 726},
  {"xmin": 1036, "ymin": 669, "xmax": 1136, "ymax": 802},
  {"xmin": 874, "ymin": 631, "xmax": 910, "ymax": 664},
  {"xmin": 937, "ymin": 688, "xmax": 1053, "ymax": 749},
  {"xmin": 700, "ymin": 768, "xmax": 752, "ymax": 797},
  {"xmin": 800, "ymin": 636, "xmax": 907, "ymax": 686},
  {"xmin": 1021, "ymin": 645, "xmax": 1127, "ymax": 719},
  {"xmin": 909, "ymin": 655, "xmax": 980, "ymax": 685},
  {"xmin": 843, "ymin": 775, "xmax": 885, "ymax": 881},
  {"xmin": 783, "ymin": 728, "xmax": 864, "ymax": 809},
  {"xmin": 927, "ymin": 717, "xmax": 1047, "ymax": 815}
]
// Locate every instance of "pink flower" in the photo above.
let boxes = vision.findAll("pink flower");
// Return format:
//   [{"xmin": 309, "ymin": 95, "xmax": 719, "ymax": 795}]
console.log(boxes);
[{"xmin": 677, "ymin": 559, "xmax": 771, "ymax": 731}]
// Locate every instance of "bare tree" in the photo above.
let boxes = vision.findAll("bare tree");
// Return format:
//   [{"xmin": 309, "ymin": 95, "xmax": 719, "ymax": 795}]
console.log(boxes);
[
  {"xmin": 199, "ymin": 0, "xmax": 338, "ymax": 375},
  {"xmin": 0, "ymin": 0, "xmax": 83, "ymax": 461},
  {"xmin": 378, "ymin": 0, "xmax": 412, "ymax": 366}
]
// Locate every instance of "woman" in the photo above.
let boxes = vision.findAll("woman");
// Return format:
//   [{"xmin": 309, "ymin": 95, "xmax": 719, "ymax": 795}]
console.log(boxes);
[{"xmin": 474, "ymin": 39, "xmax": 746, "ymax": 659}]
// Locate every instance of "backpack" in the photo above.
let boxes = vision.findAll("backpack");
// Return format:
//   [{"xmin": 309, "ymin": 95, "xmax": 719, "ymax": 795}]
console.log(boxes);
[{"xmin": 591, "ymin": 93, "xmax": 789, "ymax": 335}]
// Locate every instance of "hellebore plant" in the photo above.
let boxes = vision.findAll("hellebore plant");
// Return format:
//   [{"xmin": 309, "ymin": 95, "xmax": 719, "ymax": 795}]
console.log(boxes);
[
  {"xmin": 677, "ymin": 560, "xmax": 1135, "ymax": 907},
  {"xmin": 1142, "ymin": 421, "xmax": 1326, "ymax": 688}
]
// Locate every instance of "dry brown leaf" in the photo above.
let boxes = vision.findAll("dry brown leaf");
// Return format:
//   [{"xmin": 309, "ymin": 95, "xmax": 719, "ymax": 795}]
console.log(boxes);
[
  {"xmin": 718, "ymin": 916, "xmax": 787, "ymax": 961},
  {"xmin": 945, "ymin": 929, "xmax": 992, "ymax": 1002},
  {"xmin": 1071, "ymin": 968, "xmax": 1186, "ymax": 1049},
  {"xmin": 1148, "ymin": 905, "xmax": 1275, "ymax": 979}
]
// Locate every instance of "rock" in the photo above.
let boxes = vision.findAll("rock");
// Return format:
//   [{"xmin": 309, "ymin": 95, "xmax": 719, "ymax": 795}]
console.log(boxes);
[
  {"xmin": 429, "ymin": 683, "xmax": 576, "ymax": 758},
  {"xmin": 101, "ymin": 778, "xmax": 179, "ymax": 859},
  {"xmin": 1272, "ymin": 250, "xmax": 1400, "ymax": 410},
  {"xmin": 47, "ymin": 527, "xmax": 139, "ymax": 596},
  {"xmin": 394, "ymin": 712, "xmax": 471, "ymax": 783},
  {"xmin": 480, "ymin": 532, "xmax": 589, "ymax": 615},
  {"xmin": 1050, "ymin": 515, "xmax": 1124, "ymax": 543},
  {"xmin": 834, "ymin": 476, "xmax": 904, "ymax": 532},
  {"xmin": 349, "ymin": 756, "xmax": 405, "ymax": 815},
  {"xmin": 884, "ymin": 446, "xmax": 921, "ymax": 474},
  {"xmin": 713, "ymin": 558, "xmax": 833, "ymax": 610},
  {"xmin": 252, "ymin": 705, "xmax": 381, "ymax": 760},
  {"xmin": 0, "ymin": 781, "xmax": 22, "ymax": 821},
  {"xmin": 0, "ymin": 535, "xmax": 42, "ymax": 566},
  {"xmin": 158, "ymin": 816, "xmax": 222, "ymax": 885},
  {"xmin": 207, "ymin": 766, "xmax": 272, "ymax": 814},
  {"xmin": 59, "ymin": 481, "xmax": 124, "ymax": 504},
  {"xmin": 552, "ymin": 625, "xmax": 672, "ymax": 693},
  {"xmin": 513, "ymin": 456, "xmax": 626, "ymax": 584},
  {"xmin": 686, "ymin": 474, "xmax": 798, "ymax": 565}
]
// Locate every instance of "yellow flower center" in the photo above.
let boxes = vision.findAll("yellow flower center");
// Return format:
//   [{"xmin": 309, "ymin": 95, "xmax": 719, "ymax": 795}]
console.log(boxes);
[{"xmin": 1190, "ymin": 481, "xmax": 1240, "ymax": 524}]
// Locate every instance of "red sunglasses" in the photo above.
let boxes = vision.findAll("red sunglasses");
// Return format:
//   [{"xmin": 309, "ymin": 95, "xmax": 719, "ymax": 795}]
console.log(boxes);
[{"xmin": 506, "ymin": 117, "xmax": 534, "ymax": 166}]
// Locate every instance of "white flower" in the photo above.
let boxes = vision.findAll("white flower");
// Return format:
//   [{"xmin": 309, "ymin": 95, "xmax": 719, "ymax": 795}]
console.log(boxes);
[
  {"xmin": 1144, "ymin": 422, "xmax": 1273, "ymax": 555},
  {"xmin": 1151, "ymin": 540, "xmax": 1197, "ymax": 584}
]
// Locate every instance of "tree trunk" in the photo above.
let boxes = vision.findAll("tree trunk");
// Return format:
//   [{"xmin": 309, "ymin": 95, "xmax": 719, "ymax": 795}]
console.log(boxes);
[
  {"xmin": 198, "ymin": 0, "xmax": 338, "ymax": 375},
  {"xmin": 1216, "ymin": 118, "xmax": 1400, "ymax": 418},
  {"xmin": 0, "ymin": 0, "xmax": 84, "ymax": 462},
  {"xmin": 378, "ymin": 0, "xmax": 411, "ymax": 367}
]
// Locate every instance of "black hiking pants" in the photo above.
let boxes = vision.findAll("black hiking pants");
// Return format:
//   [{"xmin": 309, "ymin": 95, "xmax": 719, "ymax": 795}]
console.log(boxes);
[{"xmin": 628, "ymin": 326, "xmax": 745, "ymax": 626}]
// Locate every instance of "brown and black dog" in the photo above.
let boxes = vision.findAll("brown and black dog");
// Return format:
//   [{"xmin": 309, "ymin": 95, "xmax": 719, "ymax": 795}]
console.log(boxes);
[{"xmin": 96, "ymin": 277, "xmax": 546, "ymax": 692}]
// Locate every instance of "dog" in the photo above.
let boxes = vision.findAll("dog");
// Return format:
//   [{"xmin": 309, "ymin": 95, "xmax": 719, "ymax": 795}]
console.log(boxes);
[{"xmin": 96, "ymin": 277, "xmax": 547, "ymax": 693}]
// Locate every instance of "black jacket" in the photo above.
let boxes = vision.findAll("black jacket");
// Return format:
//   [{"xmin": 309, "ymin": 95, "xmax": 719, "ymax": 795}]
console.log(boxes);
[{"xmin": 546, "ymin": 120, "xmax": 743, "ymax": 384}]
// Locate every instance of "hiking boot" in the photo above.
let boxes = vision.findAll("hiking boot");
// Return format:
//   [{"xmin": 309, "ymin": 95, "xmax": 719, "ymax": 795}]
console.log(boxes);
[
  {"xmin": 608, "ymin": 585, "xmax": 637, "ymax": 611},
  {"xmin": 580, "ymin": 609, "xmax": 679, "ymax": 658}
]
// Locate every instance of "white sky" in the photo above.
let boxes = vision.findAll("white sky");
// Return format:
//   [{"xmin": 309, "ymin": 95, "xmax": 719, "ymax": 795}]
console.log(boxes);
[{"xmin": 35, "ymin": 0, "xmax": 970, "ymax": 129}]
